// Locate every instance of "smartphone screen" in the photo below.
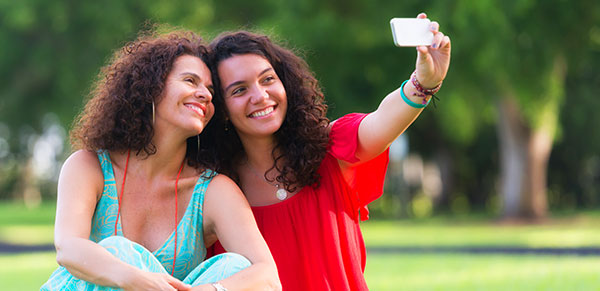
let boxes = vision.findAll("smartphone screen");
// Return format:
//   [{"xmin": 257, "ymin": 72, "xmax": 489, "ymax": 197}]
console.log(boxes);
[{"xmin": 390, "ymin": 18, "xmax": 433, "ymax": 47}]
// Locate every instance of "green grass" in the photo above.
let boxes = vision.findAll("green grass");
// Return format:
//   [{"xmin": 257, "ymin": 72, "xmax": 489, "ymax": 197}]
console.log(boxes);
[
  {"xmin": 360, "ymin": 216, "xmax": 600, "ymax": 247},
  {"xmin": 2, "ymin": 202, "xmax": 600, "ymax": 290},
  {"xmin": 0, "ymin": 202, "xmax": 56, "ymax": 245},
  {"xmin": 365, "ymin": 253, "xmax": 600, "ymax": 291},
  {"xmin": 0, "ymin": 252, "xmax": 57, "ymax": 291}
]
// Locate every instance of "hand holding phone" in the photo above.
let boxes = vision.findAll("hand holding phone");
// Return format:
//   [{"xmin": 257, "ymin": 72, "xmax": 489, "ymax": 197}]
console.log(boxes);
[{"xmin": 390, "ymin": 18, "xmax": 433, "ymax": 47}]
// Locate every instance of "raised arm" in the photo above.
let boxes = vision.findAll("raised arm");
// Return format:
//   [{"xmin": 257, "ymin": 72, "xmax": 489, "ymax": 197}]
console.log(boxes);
[
  {"xmin": 54, "ymin": 150, "xmax": 190, "ymax": 291},
  {"xmin": 354, "ymin": 13, "xmax": 451, "ymax": 162},
  {"xmin": 201, "ymin": 174, "xmax": 281, "ymax": 291}
]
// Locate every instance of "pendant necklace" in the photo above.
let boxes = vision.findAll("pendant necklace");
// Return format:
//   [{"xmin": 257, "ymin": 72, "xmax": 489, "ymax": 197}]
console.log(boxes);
[{"xmin": 246, "ymin": 161, "xmax": 288, "ymax": 201}]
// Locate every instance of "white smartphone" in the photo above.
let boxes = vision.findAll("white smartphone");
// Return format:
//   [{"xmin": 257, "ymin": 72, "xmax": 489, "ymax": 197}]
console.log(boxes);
[{"xmin": 390, "ymin": 18, "xmax": 433, "ymax": 47}]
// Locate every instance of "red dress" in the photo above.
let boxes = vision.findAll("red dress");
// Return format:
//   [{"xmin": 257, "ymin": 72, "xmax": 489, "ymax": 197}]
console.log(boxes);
[{"xmin": 209, "ymin": 113, "xmax": 389, "ymax": 290}]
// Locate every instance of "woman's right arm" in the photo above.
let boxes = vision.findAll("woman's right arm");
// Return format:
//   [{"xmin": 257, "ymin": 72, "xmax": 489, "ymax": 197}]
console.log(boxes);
[{"xmin": 54, "ymin": 150, "xmax": 190, "ymax": 291}]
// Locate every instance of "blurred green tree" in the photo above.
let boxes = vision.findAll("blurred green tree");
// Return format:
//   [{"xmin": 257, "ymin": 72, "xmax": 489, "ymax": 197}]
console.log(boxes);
[
  {"xmin": 0, "ymin": 0, "xmax": 217, "ymax": 201},
  {"xmin": 429, "ymin": 0, "xmax": 600, "ymax": 219}
]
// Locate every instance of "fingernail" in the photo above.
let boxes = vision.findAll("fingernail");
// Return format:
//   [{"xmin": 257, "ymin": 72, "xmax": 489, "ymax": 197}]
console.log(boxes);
[{"xmin": 432, "ymin": 43, "xmax": 437, "ymax": 48}]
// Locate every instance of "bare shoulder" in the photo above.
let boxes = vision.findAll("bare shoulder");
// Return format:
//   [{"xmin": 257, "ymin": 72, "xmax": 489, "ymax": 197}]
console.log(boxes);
[
  {"xmin": 203, "ymin": 173, "xmax": 249, "ymax": 235},
  {"xmin": 206, "ymin": 174, "xmax": 243, "ymax": 197},
  {"xmin": 62, "ymin": 150, "xmax": 101, "ymax": 170},
  {"xmin": 62, "ymin": 149, "xmax": 103, "ymax": 173},
  {"xmin": 59, "ymin": 150, "xmax": 104, "ymax": 195}
]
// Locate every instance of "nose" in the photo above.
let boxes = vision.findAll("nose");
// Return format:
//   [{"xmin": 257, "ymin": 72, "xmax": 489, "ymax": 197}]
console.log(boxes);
[
  {"xmin": 194, "ymin": 86, "xmax": 212, "ymax": 102},
  {"xmin": 249, "ymin": 85, "xmax": 268, "ymax": 104}
]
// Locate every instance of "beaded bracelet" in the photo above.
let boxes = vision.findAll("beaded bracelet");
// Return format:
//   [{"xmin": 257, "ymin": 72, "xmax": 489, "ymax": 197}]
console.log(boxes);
[
  {"xmin": 401, "ymin": 80, "xmax": 430, "ymax": 109},
  {"xmin": 411, "ymin": 70, "xmax": 442, "ymax": 96}
]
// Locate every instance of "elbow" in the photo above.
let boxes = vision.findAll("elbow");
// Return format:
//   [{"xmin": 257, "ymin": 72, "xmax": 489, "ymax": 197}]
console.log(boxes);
[
  {"xmin": 266, "ymin": 277, "xmax": 282, "ymax": 291},
  {"xmin": 54, "ymin": 240, "xmax": 68, "ymax": 267},
  {"xmin": 246, "ymin": 261, "xmax": 281, "ymax": 291},
  {"xmin": 263, "ymin": 277, "xmax": 282, "ymax": 291},
  {"xmin": 54, "ymin": 237, "xmax": 77, "ymax": 268},
  {"xmin": 263, "ymin": 263, "xmax": 282, "ymax": 291}
]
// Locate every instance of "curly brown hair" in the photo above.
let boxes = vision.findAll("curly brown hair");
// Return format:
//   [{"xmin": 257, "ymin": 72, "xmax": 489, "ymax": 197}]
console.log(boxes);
[
  {"xmin": 202, "ymin": 31, "xmax": 330, "ymax": 191},
  {"xmin": 70, "ymin": 29, "xmax": 213, "ymax": 169}
]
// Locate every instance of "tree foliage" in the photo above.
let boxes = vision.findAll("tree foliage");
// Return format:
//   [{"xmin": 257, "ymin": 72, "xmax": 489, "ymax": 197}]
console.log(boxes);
[{"xmin": 0, "ymin": 0, "xmax": 599, "ymax": 216}]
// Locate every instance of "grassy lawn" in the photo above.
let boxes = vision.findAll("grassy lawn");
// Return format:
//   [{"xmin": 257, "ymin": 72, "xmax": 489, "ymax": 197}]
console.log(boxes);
[
  {"xmin": 1, "ymin": 202, "xmax": 600, "ymax": 290},
  {"xmin": 360, "ymin": 214, "xmax": 600, "ymax": 248},
  {"xmin": 365, "ymin": 253, "xmax": 600, "ymax": 291},
  {"xmin": 0, "ymin": 202, "xmax": 55, "ymax": 245}
]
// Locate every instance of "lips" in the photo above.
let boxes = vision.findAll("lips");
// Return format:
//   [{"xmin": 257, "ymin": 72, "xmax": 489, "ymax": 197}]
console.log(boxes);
[
  {"xmin": 248, "ymin": 106, "xmax": 274, "ymax": 118},
  {"xmin": 184, "ymin": 102, "xmax": 206, "ymax": 117}
]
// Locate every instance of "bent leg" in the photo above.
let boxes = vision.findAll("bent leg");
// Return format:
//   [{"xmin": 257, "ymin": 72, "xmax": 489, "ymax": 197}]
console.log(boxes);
[
  {"xmin": 41, "ymin": 236, "xmax": 167, "ymax": 291},
  {"xmin": 183, "ymin": 252, "xmax": 251, "ymax": 286}
]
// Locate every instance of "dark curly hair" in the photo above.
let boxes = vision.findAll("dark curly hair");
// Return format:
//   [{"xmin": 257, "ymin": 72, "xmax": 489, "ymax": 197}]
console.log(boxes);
[
  {"xmin": 202, "ymin": 31, "xmax": 330, "ymax": 191},
  {"xmin": 70, "ymin": 29, "xmax": 213, "ymax": 170}
]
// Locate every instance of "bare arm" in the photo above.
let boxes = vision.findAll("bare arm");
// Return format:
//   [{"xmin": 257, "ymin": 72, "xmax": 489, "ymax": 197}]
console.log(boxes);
[
  {"xmin": 350, "ymin": 13, "xmax": 451, "ymax": 165},
  {"xmin": 199, "ymin": 174, "xmax": 281, "ymax": 291},
  {"xmin": 54, "ymin": 150, "xmax": 190, "ymax": 291}
]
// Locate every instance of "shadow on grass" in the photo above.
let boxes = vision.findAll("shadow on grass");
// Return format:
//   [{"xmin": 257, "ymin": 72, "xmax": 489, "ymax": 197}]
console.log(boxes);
[
  {"xmin": 0, "ymin": 241, "xmax": 54, "ymax": 253},
  {"xmin": 2, "ymin": 240, "xmax": 600, "ymax": 256}
]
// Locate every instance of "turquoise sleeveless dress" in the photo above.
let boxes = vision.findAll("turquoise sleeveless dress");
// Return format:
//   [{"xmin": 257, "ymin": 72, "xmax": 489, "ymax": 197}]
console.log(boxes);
[{"xmin": 41, "ymin": 151, "xmax": 250, "ymax": 290}]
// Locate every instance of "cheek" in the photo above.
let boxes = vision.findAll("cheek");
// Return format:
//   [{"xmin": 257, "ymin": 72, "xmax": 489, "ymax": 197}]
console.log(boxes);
[
  {"xmin": 206, "ymin": 105, "xmax": 215, "ymax": 120},
  {"xmin": 225, "ymin": 100, "xmax": 243, "ymax": 117}
]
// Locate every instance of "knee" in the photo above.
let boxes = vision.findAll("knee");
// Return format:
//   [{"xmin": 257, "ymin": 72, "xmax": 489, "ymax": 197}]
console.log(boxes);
[
  {"xmin": 97, "ymin": 236, "xmax": 131, "ymax": 247},
  {"xmin": 97, "ymin": 236, "xmax": 138, "ymax": 258},
  {"xmin": 214, "ymin": 252, "xmax": 251, "ymax": 269},
  {"xmin": 207, "ymin": 252, "xmax": 252, "ymax": 272}
]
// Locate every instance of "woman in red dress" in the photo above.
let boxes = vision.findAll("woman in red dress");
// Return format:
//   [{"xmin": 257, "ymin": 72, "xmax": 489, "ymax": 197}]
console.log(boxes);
[{"xmin": 202, "ymin": 13, "xmax": 451, "ymax": 290}]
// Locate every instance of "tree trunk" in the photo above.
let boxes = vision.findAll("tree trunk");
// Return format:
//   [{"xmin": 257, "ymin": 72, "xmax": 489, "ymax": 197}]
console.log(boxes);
[
  {"xmin": 497, "ymin": 55, "xmax": 565, "ymax": 220},
  {"xmin": 497, "ymin": 97, "xmax": 551, "ymax": 220}
]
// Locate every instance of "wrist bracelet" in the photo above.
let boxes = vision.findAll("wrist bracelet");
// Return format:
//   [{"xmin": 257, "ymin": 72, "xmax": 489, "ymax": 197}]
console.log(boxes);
[
  {"xmin": 212, "ymin": 282, "xmax": 227, "ymax": 291},
  {"xmin": 411, "ymin": 70, "xmax": 442, "ymax": 95},
  {"xmin": 400, "ymin": 80, "xmax": 430, "ymax": 109}
]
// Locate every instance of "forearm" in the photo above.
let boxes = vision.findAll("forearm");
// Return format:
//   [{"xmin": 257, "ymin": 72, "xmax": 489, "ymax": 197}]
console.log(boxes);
[
  {"xmin": 55, "ymin": 237, "xmax": 139, "ymax": 288},
  {"xmin": 193, "ymin": 262, "xmax": 281, "ymax": 291},
  {"xmin": 356, "ymin": 80, "xmax": 427, "ymax": 161}
]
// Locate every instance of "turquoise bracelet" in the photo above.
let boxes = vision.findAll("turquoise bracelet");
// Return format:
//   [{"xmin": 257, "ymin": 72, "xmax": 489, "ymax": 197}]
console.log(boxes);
[{"xmin": 400, "ymin": 80, "xmax": 431, "ymax": 109}]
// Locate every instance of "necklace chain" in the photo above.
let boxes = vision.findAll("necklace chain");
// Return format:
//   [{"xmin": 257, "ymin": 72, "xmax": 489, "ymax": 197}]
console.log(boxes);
[
  {"xmin": 245, "ymin": 161, "xmax": 288, "ymax": 201},
  {"xmin": 115, "ymin": 150, "xmax": 184, "ymax": 276}
]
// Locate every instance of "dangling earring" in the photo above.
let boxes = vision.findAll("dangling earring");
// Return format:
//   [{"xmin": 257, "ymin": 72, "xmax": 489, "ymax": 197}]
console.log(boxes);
[
  {"xmin": 197, "ymin": 135, "xmax": 200, "ymax": 153},
  {"xmin": 224, "ymin": 118, "xmax": 230, "ymax": 131},
  {"xmin": 152, "ymin": 101, "xmax": 156, "ymax": 125}
]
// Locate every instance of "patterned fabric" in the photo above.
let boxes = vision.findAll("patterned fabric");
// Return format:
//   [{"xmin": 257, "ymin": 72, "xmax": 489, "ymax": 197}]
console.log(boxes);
[
  {"xmin": 41, "ymin": 237, "xmax": 250, "ymax": 290},
  {"xmin": 41, "ymin": 151, "xmax": 248, "ymax": 290}
]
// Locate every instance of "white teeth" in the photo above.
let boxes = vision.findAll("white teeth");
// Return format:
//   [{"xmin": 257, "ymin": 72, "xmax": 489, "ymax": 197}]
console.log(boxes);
[
  {"xmin": 250, "ymin": 107, "xmax": 274, "ymax": 118},
  {"xmin": 185, "ymin": 104, "xmax": 204, "ymax": 115}
]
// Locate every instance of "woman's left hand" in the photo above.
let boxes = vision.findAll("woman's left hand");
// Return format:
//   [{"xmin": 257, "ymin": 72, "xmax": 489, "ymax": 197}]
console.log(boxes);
[{"xmin": 414, "ymin": 13, "xmax": 451, "ymax": 89}]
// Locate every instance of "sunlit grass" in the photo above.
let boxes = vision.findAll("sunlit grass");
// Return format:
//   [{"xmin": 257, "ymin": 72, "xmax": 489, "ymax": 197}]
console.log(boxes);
[
  {"xmin": 365, "ymin": 253, "xmax": 600, "ymax": 291},
  {"xmin": 2, "ymin": 202, "xmax": 600, "ymax": 290},
  {"xmin": 360, "ymin": 215, "xmax": 600, "ymax": 248},
  {"xmin": 0, "ymin": 252, "xmax": 57, "ymax": 291},
  {"xmin": 0, "ymin": 201, "xmax": 56, "ymax": 245},
  {"xmin": 0, "ymin": 201, "xmax": 56, "ymax": 225}
]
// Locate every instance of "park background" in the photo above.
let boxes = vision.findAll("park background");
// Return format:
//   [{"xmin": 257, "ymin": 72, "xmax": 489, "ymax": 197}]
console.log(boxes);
[{"xmin": 0, "ymin": 0, "xmax": 599, "ymax": 290}]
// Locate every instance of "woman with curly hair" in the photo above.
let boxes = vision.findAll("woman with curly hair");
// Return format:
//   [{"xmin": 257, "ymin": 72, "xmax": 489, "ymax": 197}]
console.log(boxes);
[
  {"xmin": 204, "ymin": 13, "xmax": 451, "ymax": 290},
  {"xmin": 41, "ymin": 29, "xmax": 280, "ymax": 291}
]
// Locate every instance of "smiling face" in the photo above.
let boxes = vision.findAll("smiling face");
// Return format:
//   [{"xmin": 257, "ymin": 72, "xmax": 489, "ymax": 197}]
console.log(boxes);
[
  {"xmin": 155, "ymin": 54, "xmax": 214, "ymax": 137},
  {"xmin": 218, "ymin": 53, "xmax": 287, "ymax": 141}
]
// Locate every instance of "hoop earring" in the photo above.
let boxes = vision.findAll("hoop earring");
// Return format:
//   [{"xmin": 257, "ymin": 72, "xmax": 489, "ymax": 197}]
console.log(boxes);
[{"xmin": 152, "ymin": 101, "xmax": 156, "ymax": 124}]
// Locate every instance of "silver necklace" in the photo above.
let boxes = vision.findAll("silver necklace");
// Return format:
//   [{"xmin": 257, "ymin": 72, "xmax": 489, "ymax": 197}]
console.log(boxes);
[{"xmin": 245, "ymin": 162, "xmax": 288, "ymax": 201}]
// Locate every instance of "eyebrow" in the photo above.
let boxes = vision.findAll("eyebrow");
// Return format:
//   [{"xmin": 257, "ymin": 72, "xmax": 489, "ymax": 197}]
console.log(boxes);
[
  {"xmin": 179, "ymin": 72, "xmax": 201, "ymax": 79},
  {"xmin": 223, "ymin": 67, "xmax": 273, "ymax": 93}
]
